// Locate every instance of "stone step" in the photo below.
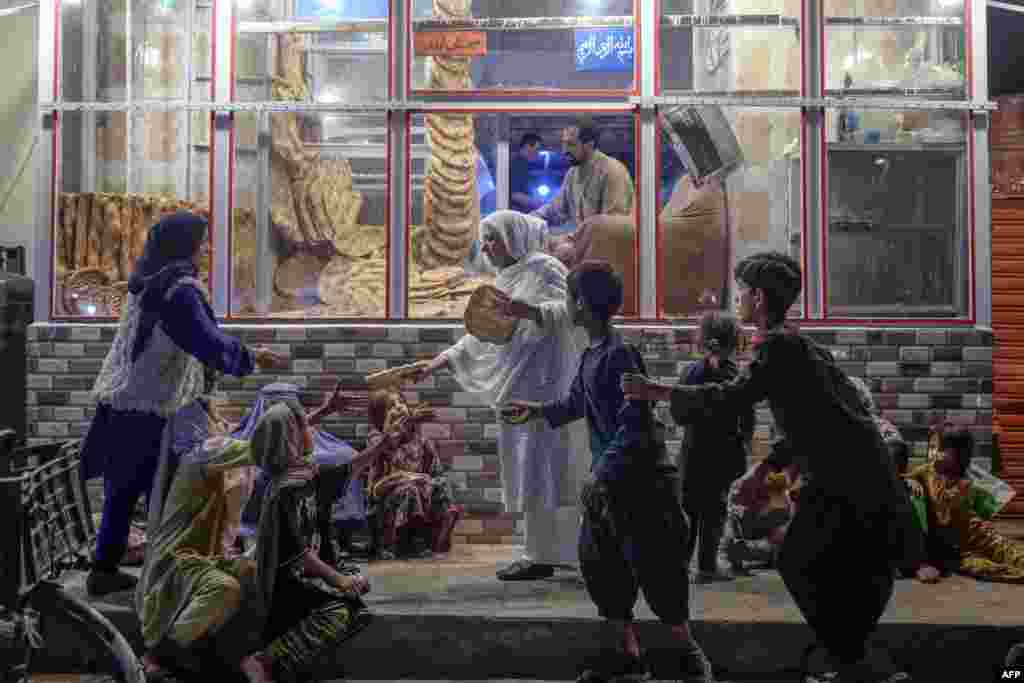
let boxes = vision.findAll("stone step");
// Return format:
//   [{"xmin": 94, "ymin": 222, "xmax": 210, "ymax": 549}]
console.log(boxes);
[{"xmin": 17, "ymin": 586, "xmax": 1017, "ymax": 683}]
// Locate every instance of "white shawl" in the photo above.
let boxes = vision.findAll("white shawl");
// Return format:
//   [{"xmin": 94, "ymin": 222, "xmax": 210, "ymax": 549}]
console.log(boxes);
[{"xmin": 444, "ymin": 211, "xmax": 578, "ymax": 408}]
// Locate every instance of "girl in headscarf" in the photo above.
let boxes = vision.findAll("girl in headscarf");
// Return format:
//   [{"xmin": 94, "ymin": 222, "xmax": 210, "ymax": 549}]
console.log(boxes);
[
  {"xmin": 237, "ymin": 399, "xmax": 390, "ymax": 683},
  {"xmin": 364, "ymin": 390, "xmax": 461, "ymax": 560},
  {"xmin": 82, "ymin": 211, "xmax": 287, "ymax": 597},
  {"xmin": 138, "ymin": 388, "xmax": 371, "ymax": 682},
  {"xmin": 416, "ymin": 210, "xmax": 588, "ymax": 581}
]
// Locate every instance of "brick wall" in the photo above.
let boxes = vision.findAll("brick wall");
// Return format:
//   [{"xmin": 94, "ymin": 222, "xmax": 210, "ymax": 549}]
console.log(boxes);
[{"xmin": 26, "ymin": 324, "xmax": 995, "ymax": 545}]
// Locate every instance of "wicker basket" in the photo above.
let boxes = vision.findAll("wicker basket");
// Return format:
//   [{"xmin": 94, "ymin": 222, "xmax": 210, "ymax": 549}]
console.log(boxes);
[
  {"xmin": 464, "ymin": 284, "xmax": 518, "ymax": 344},
  {"xmin": 62, "ymin": 268, "xmax": 111, "ymax": 316}
]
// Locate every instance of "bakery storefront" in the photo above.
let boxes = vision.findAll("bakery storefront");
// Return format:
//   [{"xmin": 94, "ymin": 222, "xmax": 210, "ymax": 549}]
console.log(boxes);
[{"xmin": 29, "ymin": 0, "xmax": 997, "ymax": 542}]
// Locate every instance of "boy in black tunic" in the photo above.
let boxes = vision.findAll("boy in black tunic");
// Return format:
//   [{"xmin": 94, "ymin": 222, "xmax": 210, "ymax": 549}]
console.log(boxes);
[
  {"xmin": 622, "ymin": 252, "xmax": 922, "ymax": 683},
  {"xmin": 506, "ymin": 261, "xmax": 714, "ymax": 683}
]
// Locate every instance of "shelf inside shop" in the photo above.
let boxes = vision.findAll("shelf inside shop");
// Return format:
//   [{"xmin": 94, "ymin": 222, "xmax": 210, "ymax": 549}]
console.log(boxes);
[
  {"xmin": 824, "ymin": 16, "xmax": 963, "ymax": 27},
  {"xmin": 827, "ymin": 142, "xmax": 966, "ymax": 152},
  {"xmin": 827, "ymin": 87, "xmax": 966, "ymax": 98}
]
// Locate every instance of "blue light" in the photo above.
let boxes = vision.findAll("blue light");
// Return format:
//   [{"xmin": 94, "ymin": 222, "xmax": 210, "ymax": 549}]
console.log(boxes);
[{"xmin": 537, "ymin": 184, "xmax": 551, "ymax": 197}]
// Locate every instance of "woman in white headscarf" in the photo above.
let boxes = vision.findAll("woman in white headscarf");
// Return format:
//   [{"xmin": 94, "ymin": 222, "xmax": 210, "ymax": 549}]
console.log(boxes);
[{"xmin": 415, "ymin": 210, "xmax": 588, "ymax": 580}]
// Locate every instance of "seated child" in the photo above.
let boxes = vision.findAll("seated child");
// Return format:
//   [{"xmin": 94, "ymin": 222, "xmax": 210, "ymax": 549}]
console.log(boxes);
[
  {"xmin": 724, "ymin": 459, "xmax": 799, "ymax": 575},
  {"xmin": 365, "ymin": 389, "xmax": 462, "ymax": 560},
  {"xmin": 137, "ymin": 385, "xmax": 362, "ymax": 682},
  {"xmin": 903, "ymin": 426, "xmax": 1024, "ymax": 585}
]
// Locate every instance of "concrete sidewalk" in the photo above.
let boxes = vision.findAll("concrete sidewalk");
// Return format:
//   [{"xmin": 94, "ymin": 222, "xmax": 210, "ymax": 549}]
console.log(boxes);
[{"xmin": 32, "ymin": 522, "xmax": 1024, "ymax": 681}]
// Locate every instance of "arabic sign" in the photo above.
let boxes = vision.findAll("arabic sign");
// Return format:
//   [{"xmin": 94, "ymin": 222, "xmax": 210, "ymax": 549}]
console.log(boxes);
[
  {"xmin": 413, "ymin": 30, "xmax": 488, "ymax": 57},
  {"xmin": 295, "ymin": 0, "xmax": 387, "ymax": 20},
  {"xmin": 574, "ymin": 28, "xmax": 634, "ymax": 73}
]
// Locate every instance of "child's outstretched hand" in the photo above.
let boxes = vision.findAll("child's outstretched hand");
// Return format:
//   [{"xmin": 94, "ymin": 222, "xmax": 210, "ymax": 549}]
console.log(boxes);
[
  {"xmin": 502, "ymin": 401, "xmax": 542, "ymax": 425},
  {"xmin": 620, "ymin": 374, "xmax": 672, "ymax": 402}
]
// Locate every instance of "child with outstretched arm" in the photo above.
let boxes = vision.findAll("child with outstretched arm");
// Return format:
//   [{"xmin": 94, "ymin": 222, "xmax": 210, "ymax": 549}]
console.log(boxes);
[
  {"xmin": 621, "ymin": 252, "xmax": 922, "ymax": 683},
  {"xmin": 505, "ymin": 260, "xmax": 714, "ymax": 683}
]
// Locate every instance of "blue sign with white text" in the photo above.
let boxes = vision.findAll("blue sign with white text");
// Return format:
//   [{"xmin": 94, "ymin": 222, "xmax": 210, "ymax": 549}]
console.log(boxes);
[
  {"xmin": 295, "ymin": 0, "xmax": 387, "ymax": 20},
  {"xmin": 574, "ymin": 28, "xmax": 634, "ymax": 73}
]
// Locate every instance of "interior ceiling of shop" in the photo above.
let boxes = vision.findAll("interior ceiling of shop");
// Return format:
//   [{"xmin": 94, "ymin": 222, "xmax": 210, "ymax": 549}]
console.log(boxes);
[{"xmin": 990, "ymin": 1, "xmax": 1024, "ymax": 96}]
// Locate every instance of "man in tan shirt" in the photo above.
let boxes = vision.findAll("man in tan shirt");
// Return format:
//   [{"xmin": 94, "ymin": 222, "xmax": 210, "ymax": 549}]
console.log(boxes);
[
  {"xmin": 533, "ymin": 116, "xmax": 635, "ymax": 229},
  {"xmin": 537, "ymin": 116, "xmax": 638, "ymax": 314}
]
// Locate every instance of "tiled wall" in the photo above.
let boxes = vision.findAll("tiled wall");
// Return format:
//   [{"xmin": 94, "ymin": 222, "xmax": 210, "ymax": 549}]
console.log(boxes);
[{"xmin": 26, "ymin": 324, "xmax": 994, "ymax": 545}]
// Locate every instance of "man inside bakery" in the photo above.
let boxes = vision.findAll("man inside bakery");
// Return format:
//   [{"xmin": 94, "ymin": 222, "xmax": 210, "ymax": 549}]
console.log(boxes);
[
  {"xmin": 534, "ymin": 116, "xmax": 634, "ymax": 229},
  {"xmin": 532, "ymin": 116, "xmax": 636, "ymax": 294},
  {"xmin": 509, "ymin": 132, "xmax": 544, "ymax": 214}
]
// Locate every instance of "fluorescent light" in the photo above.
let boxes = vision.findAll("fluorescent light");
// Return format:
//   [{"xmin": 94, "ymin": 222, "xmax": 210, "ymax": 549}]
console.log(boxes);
[{"xmin": 537, "ymin": 184, "xmax": 551, "ymax": 197}]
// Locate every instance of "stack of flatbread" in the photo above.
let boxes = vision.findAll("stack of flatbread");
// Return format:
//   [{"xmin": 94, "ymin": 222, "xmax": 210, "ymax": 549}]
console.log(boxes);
[
  {"xmin": 269, "ymin": 33, "xmax": 364, "ymax": 253},
  {"xmin": 366, "ymin": 360, "xmax": 431, "ymax": 391},
  {"xmin": 418, "ymin": 0, "xmax": 479, "ymax": 271}
]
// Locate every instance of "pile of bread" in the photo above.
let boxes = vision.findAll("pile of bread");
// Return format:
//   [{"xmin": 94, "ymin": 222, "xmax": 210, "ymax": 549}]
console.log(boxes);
[
  {"xmin": 418, "ymin": 0, "xmax": 479, "ymax": 272},
  {"xmin": 55, "ymin": 193, "xmax": 257, "ymax": 317}
]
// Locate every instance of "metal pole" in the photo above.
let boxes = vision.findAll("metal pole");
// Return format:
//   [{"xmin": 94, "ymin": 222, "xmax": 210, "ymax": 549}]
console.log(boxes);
[
  {"xmin": 125, "ymin": 0, "xmax": 135, "ymax": 193},
  {"xmin": 210, "ymin": 0, "xmax": 233, "ymax": 316},
  {"xmin": 34, "ymin": 0, "xmax": 57, "ymax": 318},
  {"xmin": 638, "ymin": 0, "xmax": 657, "ymax": 319},
  {"xmin": 255, "ymin": 110, "xmax": 272, "ymax": 313},
  {"xmin": 82, "ymin": 0, "xmax": 98, "ymax": 192},
  {"xmin": 388, "ymin": 0, "xmax": 408, "ymax": 319},
  {"xmin": 182, "ymin": 0, "xmax": 196, "ymax": 199},
  {"xmin": 496, "ymin": 139, "xmax": 510, "ymax": 211},
  {"xmin": 971, "ymin": 0, "xmax": 991, "ymax": 328},
  {"xmin": 802, "ymin": 0, "xmax": 823, "ymax": 319}
]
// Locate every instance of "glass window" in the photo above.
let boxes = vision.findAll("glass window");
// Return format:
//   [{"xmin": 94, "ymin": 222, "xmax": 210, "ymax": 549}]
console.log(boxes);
[
  {"xmin": 234, "ymin": 0, "xmax": 388, "ymax": 102},
  {"xmin": 407, "ymin": 110, "xmax": 638, "ymax": 319},
  {"xmin": 410, "ymin": 0, "xmax": 636, "ymax": 94},
  {"xmin": 657, "ymin": 106, "xmax": 802, "ymax": 318},
  {"xmin": 824, "ymin": 0, "xmax": 966, "ymax": 99},
  {"xmin": 231, "ymin": 111, "xmax": 388, "ymax": 318},
  {"xmin": 60, "ymin": 0, "xmax": 128, "ymax": 101},
  {"xmin": 660, "ymin": 0, "xmax": 801, "ymax": 95},
  {"xmin": 60, "ymin": 0, "xmax": 211, "ymax": 102},
  {"xmin": 825, "ymin": 109, "xmax": 969, "ymax": 318},
  {"xmin": 192, "ymin": 3, "xmax": 213, "ymax": 102},
  {"xmin": 55, "ymin": 110, "xmax": 212, "ymax": 318}
]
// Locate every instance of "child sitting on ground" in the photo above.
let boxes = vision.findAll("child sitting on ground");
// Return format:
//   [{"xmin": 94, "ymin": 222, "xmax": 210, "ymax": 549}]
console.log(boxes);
[
  {"xmin": 724, "ymin": 458, "xmax": 800, "ymax": 575},
  {"xmin": 365, "ymin": 390, "xmax": 463, "ymax": 560}
]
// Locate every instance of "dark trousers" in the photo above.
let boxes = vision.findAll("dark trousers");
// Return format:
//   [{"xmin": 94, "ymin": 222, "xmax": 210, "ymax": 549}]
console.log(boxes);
[
  {"xmin": 778, "ymin": 485, "xmax": 895, "ymax": 666},
  {"xmin": 579, "ymin": 473, "xmax": 692, "ymax": 624},
  {"xmin": 83, "ymin": 407, "xmax": 167, "ymax": 570},
  {"xmin": 682, "ymin": 484, "xmax": 729, "ymax": 573}
]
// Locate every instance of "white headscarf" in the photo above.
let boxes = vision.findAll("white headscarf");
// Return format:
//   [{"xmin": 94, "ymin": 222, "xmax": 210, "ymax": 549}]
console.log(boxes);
[{"xmin": 480, "ymin": 210, "xmax": 550, "ymax": 266}]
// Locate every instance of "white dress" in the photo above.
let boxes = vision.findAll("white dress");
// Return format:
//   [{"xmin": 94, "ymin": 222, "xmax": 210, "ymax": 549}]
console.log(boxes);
[{"xmin": 444, "ymin": 248, "xmax": 587, "ymax": 564}]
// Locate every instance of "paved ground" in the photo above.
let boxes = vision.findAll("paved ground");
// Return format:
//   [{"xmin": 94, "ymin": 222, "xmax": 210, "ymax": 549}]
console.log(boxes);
[{"xmin": 28, "ymin": 520, "xmax": 1024, "ymax": 681}]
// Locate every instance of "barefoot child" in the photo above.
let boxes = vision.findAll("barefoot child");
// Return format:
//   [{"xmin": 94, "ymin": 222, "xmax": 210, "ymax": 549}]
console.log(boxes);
[
  {"xmin": 622, "ymin": 252, "xmax": 922, "ymax": 683},
  {"xmin": 506, "ymin": 260, "xmax": 714, "ymax": 683}
]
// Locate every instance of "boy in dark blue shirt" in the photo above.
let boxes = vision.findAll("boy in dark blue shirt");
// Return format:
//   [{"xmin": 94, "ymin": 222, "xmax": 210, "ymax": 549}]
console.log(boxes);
[{"xmin": 506, "ymin": 260, "xmax": 713, "ymax": 683}]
